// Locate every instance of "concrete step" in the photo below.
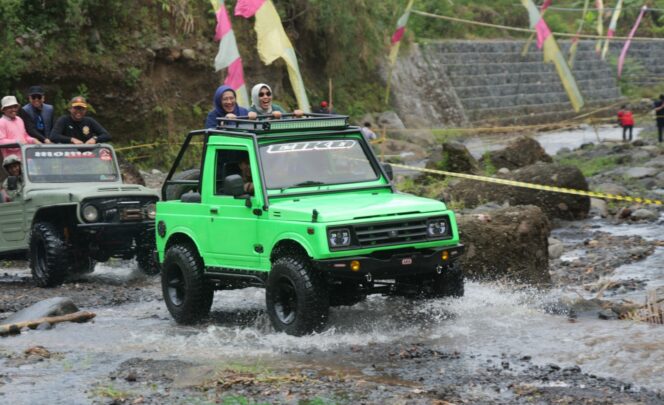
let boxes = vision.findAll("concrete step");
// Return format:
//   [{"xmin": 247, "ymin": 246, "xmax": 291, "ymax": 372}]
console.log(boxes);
[
  {"xmin": 426, "ymin": 50, "xmax": 605, "ymax": 65},
  {"xmin": 459, "ymin": 87, "xmax": 620, "ymax": 110},
  {"xmin": 444, "ymin": 59, "xmax": 612, "ymax": 75},
  {"xmin": 454, "ymin": 78, "xmax": 620, "ymax": 99},
  {"xmin": 447, "ymin": 70, "xmax": 616, "ymax": 86}
]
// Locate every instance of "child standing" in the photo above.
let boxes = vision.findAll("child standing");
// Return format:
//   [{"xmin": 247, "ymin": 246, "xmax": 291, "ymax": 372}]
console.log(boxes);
[{"xmin": 617, "ymin": 104, "xmax": 634, "ymax": 142}]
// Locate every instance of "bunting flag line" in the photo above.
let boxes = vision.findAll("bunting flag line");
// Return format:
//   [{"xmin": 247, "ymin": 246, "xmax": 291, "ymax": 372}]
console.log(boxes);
[
  {"xmin": 601, "ymin": 0, "xmax": 623, "ymax": 59},
  {"xmin": 389, "ymin": 0, "xmax": 416, "ymax": 66},
  {"xmin": 235, "ymin": 0, "xmax": 311, "ymax": 112},
  {"xmin": 522, "ymin": 0, "xmax": 584, "ymax": 112},
  {"xmin": 618, "ymin": 5, "xmax": 647, "ymax": 78},
  {"xmin": 568, "ymin": 0, "xmax": 590, "ymax": 68},
  {"xmin": 522, "ymin": 0, "xmax": 552, "ymax": 56},
  {"xmin": 211, "ymin": 0, "xmax": 249, "ymax": 107},
  {"xmin": 595, "ymin": 0, "xmax": 604, "ymax": 53}
]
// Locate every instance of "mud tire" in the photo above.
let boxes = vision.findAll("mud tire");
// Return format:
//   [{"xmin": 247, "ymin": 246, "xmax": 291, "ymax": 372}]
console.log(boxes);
[
  {"xmin": 30, "ymin": 222, "xmax": 69, "ymax": 287},
  {"xmin": 161, "ymin": 243, "xmax": 213, "ymax": 324},
  {"xmin": 266, "ymin": 256, "xmax": 329, "ymax": 336},
  {"xmin": 136, "ymin": 230, "xmax": 160, "ymax": 275}
]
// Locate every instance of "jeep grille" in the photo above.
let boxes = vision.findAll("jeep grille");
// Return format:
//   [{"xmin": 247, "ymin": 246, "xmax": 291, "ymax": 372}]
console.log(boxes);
[
  {"xmin": 120, "ymin": 207, "xmax": 143, "ymax": 221},
  {"xmin": 354, "ymin": 219, "xmax": 429, "ymax": 247}
]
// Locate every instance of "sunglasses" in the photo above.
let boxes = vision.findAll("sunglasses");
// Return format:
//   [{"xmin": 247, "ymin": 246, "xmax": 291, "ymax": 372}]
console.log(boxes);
[
  {"xmin": 30, "ymin": 94, "xmax": 43, "ymax": 100},
  {"xmin": 72, "ymin": 106, "xmax": 86, "ymax": 111},
  {"xmin": 259, "ymin": 91, "xmax": 272, "ymax": 97}
]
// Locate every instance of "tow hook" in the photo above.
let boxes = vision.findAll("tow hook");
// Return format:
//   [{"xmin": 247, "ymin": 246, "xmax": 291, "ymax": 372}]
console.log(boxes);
[
  {"xmin": 365, "ymin": 273, "xmax": 372, "ymax": 282},
  {"xmin": 436, "ymin": 265, "xmax": 444, "ymax": 274}
]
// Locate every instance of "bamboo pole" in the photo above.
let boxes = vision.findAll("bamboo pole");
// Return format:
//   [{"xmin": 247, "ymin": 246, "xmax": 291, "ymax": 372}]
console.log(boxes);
[{"xmin": 0, "ymin": 311, "xmax": 96, "ymax": 336}]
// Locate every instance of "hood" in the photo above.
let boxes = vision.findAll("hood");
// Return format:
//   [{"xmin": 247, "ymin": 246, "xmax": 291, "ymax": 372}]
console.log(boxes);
[
  {"xmin": 27, "ymin": 183, "xmax": 159, "ymax": 202},
  {"xmin": 269, "ymin": 191, "xmax": 446, "ymax": 223}
]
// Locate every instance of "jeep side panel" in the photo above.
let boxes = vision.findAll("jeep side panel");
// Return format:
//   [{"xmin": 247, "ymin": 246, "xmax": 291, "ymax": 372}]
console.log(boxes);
[{"xmin": 202, "ymin": 139, "xmax": 263, "ymax": 269}]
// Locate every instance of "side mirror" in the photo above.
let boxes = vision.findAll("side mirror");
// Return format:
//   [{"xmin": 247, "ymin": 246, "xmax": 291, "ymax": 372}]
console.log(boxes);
[
  {"xmin": 223, "ymin": 174, "xmax": 245, "ymax": 197},
  {"xmin": 180, "ymin": 191, "xmax": 201, "ymax": 203},
  {"xmin": 6, "ymin": 176, "xmax": 18, "ymax": 191},
  {"xmin": 381, "ymin": 163, "xmax": 394, "ymax": 181}
]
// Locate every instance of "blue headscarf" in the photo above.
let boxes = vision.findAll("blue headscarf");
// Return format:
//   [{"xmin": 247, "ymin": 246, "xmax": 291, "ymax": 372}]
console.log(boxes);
[{"xmin": 205, "ymin": 85, "xmax": 249, "ymax": 128}]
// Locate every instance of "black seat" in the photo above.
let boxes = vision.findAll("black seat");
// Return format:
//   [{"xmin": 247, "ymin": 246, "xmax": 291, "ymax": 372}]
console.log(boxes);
[{"xmin": 216, "ymin": 162, "xmax": 242, "ymax": 194}]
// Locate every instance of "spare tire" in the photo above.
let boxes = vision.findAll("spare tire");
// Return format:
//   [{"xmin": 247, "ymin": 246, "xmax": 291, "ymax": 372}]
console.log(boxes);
[{"xmin": 165, "ymin": 169, "xmax": 200, "ymax": 201}]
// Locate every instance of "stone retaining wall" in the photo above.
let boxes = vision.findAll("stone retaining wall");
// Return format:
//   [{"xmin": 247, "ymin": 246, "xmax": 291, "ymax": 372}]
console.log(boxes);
[{"xmin": 389, "ymin": 40, "xmax": 625, "ymax": 127}]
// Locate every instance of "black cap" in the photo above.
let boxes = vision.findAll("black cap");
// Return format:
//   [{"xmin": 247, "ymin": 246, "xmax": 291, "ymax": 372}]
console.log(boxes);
[{"xmin": 28, "ymin": 85, "xmax": 45, "ymax": 96}]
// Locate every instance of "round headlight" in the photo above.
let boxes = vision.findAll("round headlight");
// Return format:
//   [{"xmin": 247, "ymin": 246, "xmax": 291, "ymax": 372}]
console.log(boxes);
[
  {"xmin": 145, "ymin": 203, "xmax": 157, "ymax": 219},
  {"xmin": 427, "ymin": 219, "xmax": 447, "ymax": 237},
  {"xmin": 328, "ymin": 228, "xmax": 351, "ymax": 248},
  {"xmin": 82, "ymin": 204, "xmax": 99, "ymax": 222}
]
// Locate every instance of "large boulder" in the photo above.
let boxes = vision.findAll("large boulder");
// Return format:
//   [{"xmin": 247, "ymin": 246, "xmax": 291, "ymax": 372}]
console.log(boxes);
[
  {"xmin": 480, "ymin": 136, "xmax": 553, "ymax": 170},
  {"xmin": 427, "ymin": 141, "xmax": 480, "ymax": 174},
  {"xmin": 458, "ymin": 205, "xmax": 551, "ymax": 284},
  {"xmin": 1, "ymin": 297, "xmax": 78, "ymax": 325},
  {"xmin": 445, "ymin": 162, "xmax": 590, "ymax": 220},
  {"xmin": 117, "ymin": 154, "xmax": 146, "ymax": 186},
  {"xmin": 376, "ymin": 111, "xmax": 436, "ymax": 149}
]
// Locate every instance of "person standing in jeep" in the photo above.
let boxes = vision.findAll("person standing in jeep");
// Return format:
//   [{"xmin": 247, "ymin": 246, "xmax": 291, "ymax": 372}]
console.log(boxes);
[
  {"xmin": 50, "ymin": 96, "xmax": 111, "ymax": 144},
  {"xmin": 18, "ymin": 85, "xmax": 54, "ymax": 143}
]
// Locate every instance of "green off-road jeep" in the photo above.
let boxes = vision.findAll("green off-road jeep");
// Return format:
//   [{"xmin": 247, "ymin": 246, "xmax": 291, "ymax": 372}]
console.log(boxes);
[
  {"xmin": 0, "ymin": 143, "xmax": 160, "ymax": 287},
  {"xmin": 157, "ymin": 114, "xmax": 464, "ymax": 335}
]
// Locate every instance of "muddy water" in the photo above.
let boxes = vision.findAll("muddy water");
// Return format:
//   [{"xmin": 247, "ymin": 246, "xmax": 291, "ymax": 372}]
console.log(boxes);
[
  {"xmin": 464, "ymin": 125, "xmax": 644, "ymax": 158},
  {"xmin": 2, "ymin": 272, "xmax": 664, "ymax": 403},
  {"xmin": 2, "ymin": 126, "xmax": 663, "ymax": 403}
]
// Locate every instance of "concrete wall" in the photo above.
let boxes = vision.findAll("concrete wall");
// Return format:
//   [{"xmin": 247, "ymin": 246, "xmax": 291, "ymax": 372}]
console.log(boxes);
[{"xmin": 388, "ymin": 40, "xmax": 625, "ymax": 128}]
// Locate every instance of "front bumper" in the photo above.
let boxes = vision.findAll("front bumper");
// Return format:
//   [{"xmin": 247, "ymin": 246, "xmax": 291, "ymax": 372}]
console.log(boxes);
[
  {"xmin": 313, "ymin": 244, "xmax": 464, "ymax": 280},
  {"xmin": 77, "ymin": 221, "xmax": 154, "ymax": 231}
]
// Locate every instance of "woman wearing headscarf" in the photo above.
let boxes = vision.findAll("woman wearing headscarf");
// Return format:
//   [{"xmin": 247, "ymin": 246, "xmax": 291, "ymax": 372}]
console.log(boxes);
[
  {"xmin": 205, "ymin": 85, "xmax": 249, "ymax": 128},
  {"xmin": 249, "ymin": 83, "xmax": 286, "ymax": 118}
]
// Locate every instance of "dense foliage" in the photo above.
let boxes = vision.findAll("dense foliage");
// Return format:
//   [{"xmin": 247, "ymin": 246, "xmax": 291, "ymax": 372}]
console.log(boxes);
[{"xmin": 2, "ymin": 0, "xmax": 664, "ymax": 166}]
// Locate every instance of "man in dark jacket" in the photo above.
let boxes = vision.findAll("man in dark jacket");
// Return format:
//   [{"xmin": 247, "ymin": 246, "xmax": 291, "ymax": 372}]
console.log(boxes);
[
  {"xmin": 50, "ymin": 96, "xmax": 111, "ymax": 144},
  {"xmin": 18, "ymin": 85, "xmax": 53, "ymax": 143},
  {"xmin": 654, "ymin": 94, "xmax": 664, "ymax": 143}
]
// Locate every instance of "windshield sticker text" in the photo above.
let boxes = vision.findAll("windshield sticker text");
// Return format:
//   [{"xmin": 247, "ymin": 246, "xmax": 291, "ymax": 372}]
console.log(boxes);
[
  {"xmin": 265, "ymin": 140, "xmax": 356, "ymax": 154},
  {"xmin": 33, "ymin": 150, "xmax": 97, "ymax": 159}
]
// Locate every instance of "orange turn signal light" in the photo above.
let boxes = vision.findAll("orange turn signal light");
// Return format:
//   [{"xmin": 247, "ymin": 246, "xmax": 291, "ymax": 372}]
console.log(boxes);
[
  {"xmin": 441, "ymin": 251, "xmax": 449, "ymax": 261},
  {"xmin": 350, "ymin": 260, "xmax": 361, "ymax": 272}
]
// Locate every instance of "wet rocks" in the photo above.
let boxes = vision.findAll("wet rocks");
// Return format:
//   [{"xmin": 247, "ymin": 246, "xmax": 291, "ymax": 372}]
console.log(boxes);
[
  {"xmin": 624, "ymin": 167, "xmax": 659, "ymax": 179},
  {"xmin": 458, "ymin": 205, "xmax": 551, "ymax": 284},
  {"xmin": 446, "ymin": 162, "xmax": 590, "ymax": 220},
  {"xmin": 549, "ymin": 229, "xmax": 657, "ymax": 286},
  {"xmin": 480, "ymin": 136, "xmax": 553, "ymax": 170},
  {"xmin": 428, "ymin": 141, "xmax": 480, "ymax": 174}
]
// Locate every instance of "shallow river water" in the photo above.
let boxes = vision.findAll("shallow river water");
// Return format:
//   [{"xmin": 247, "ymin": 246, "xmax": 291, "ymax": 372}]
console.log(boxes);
[{"xmin": 1, "ymin": 125, "xmax": 662, "ymax": 403}]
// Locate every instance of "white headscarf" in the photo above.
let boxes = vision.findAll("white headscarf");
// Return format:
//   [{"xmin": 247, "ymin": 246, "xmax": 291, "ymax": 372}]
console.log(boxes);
[{"xmin": 251, "ymin": 83, "xmax": 273, "ymax": 114}]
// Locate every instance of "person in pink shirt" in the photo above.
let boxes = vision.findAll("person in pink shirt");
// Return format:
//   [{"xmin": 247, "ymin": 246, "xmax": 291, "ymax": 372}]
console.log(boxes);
[{"xmin": 0, "ymin": 95, "xmax": 41, "ymax": 157}]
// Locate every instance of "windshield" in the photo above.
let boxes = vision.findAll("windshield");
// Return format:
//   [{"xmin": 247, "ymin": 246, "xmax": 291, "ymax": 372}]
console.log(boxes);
[
  {"xmin": 26, "ymin": 147, "xmax": 119, "ymax": 183},
  {"xmin": 259, "ymin": 138, "xmax": 379, "ymax": 190}
]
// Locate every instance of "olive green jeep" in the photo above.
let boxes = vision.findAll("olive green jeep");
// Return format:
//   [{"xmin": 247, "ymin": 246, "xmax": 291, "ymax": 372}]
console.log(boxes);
[
  {"xmin": 157, "ymin": 114, "xmax": 464, "ymax": 335},
  {"xmin": 0, "ymin": 143, "xmax": 160, "ymax": 286}
]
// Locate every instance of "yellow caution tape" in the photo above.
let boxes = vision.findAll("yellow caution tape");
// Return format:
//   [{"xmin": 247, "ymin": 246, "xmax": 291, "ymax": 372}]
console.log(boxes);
[
  {"xmin": 114, "ymin": 142, "xmax": 161, "ymax": 152},
  {"xmin": 389, "ymin": 162, "xmax": 664, "ymax": 206}
]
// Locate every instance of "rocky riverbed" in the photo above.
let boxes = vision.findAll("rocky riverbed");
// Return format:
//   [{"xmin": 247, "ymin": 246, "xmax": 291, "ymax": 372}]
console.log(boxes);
[{"xmin": 1, "ymin": 128, "xmax": 663, "ymax": 404}]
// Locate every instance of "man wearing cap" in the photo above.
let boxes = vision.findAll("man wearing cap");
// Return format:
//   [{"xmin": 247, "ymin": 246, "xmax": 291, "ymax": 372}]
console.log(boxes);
[
  {"xmin": 1, "ymin": 154, "xmax": 23, "ymax": 202},
  {"xmin": 50, "ymin": 96, "xmax": 111, "ymax": 144},
  {"xmin": 18, "ymin": 85, "xmax": 53, "ymax": 143},
  {"xmin": 0, "ymin": 95, "xmax": 41, "ymax": 158}
]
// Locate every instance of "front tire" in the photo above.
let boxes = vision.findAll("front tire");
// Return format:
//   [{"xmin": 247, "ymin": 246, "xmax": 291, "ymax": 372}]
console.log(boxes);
[
  {"xmin": 30, "ymin": 222, "xmax": 69, "ymax": 287},
  {"xmin": 136, "ymin": 230, "xmax": 160, "ymax": 275},
  {"xmin": 161, "ymin": 243, "xmax": 213, "ymax": 324},
  {"xmin": 266, "ymin": 256, "xmax": 329, "ymax": 336}
]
